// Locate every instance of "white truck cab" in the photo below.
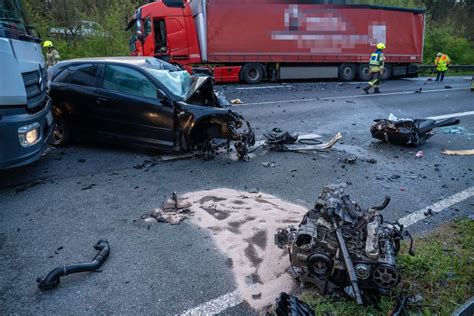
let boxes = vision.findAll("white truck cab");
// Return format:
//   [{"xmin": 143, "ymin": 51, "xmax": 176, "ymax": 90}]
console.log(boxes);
[{"xmin": 0, "ymin": 0, "xmax": 53, "ymax": 169}]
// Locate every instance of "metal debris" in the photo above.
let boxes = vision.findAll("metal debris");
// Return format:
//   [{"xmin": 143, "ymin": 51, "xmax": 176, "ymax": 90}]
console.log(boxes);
[
  {"xmin": 371, "ymin": 114, "xmax": 460, "ymax": 146},
  {"xmin": 275, "ymin": 185, "xmax": 414, "ymax": 305}
]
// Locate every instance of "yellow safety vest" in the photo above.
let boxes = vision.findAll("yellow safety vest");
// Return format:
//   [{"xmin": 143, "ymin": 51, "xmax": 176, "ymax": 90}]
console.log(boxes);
[
  {"xmin": 369, "ymin": 52, "xmax": 385, "ymax": 72},
  {"xmin": 435, "ymin": 55, "xmax": 450, "ymax": 71}
]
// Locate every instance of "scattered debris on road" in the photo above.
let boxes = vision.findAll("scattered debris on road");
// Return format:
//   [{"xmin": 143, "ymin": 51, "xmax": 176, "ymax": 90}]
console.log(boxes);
[
  {"xmin": 371, "ymin": 113, "xmax": 460, "ymax": 146},
  {"xmin": 416, "ymin": 150, "xmax": 424, "ymax": 158},
  {"xmin": 37, "ymin": 239, "xmax": 110, "ymax": 290},
  {"xmin": 231, "ymin": 98, "xmax": 244, "ymax": 104},
  {"xmin": 142, "ymin": 192, "xmax": 194, "ymax": 225},
  {"xmin": 442, "ymin": 149, "xmax": 474, "ymax": 156},
  {"xmin": 255, "ymin": 128, "xmax": 342, "ymax": 153},
  {"xmin": 275, "ymin": 184, "xmax": 414, "ymax": 305}
]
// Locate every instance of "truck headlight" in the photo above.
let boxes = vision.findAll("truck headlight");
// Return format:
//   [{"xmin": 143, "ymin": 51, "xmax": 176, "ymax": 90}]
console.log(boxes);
[{"xmin": 18, "ymin": 122, "xmax": 41, "ymax": 147}]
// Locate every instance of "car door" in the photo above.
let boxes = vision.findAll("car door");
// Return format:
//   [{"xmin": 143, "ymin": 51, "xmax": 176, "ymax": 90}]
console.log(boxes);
[
  {"xmin": 94, "ymin": 64, "xmax": 175, "ymax": 148},
  {"xmin": 51, "ymin": 63, "xmax": 100, "ymax": 136}
]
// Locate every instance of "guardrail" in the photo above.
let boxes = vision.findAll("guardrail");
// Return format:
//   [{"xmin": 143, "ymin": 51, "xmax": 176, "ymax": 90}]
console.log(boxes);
[{"xmin": 418, "ymin": 65, "xmax": 474, "ymax": 70}]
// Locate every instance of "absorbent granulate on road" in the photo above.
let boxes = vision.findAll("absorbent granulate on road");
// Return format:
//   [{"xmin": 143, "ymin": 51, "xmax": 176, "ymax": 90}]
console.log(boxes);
[{"xmin": 182, "ymin": 188, "xmax": 308, "ymax": 308}]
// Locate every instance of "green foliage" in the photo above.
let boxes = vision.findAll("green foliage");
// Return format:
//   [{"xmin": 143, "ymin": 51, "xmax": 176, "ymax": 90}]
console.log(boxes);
[
  {"xmin": 423, "ymin": 22, "xmax": 474, "ymax": 64},
  {"xmin": 298, "ymin": 219, "xmax": 474, "ymax": 315}
]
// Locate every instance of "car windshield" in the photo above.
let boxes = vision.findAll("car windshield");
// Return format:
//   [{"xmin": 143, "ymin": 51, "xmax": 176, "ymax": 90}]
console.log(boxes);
[{"xmin": 144, "ymin": 68, "xmax": 192, "ymax": 99}]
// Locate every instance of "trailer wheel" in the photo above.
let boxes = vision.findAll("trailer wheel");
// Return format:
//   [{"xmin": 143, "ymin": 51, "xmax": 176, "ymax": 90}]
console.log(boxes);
[
  {"xmin": 242, "ymin": 63, "xmax": 264, "ymax": 84},
  {"xmin": 381, "ymin": 64, "xmax": 392, "ymax": 81},
  {"xmin": 357, "ymin": 64, "xmax": 372, "ymax": 81},
  {"xmin": 338, "ymin": 63, "xmax": 356, "ymax": 81}
]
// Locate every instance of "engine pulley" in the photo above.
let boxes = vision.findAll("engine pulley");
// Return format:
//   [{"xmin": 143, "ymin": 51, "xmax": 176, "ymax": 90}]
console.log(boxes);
[
  {"xmin": 372, "ymin": 264, "xmax": 399, "ymax": 288},
  {"xmin": 308, "ymin": 253, "xmax": 333, "ymax": 278}
]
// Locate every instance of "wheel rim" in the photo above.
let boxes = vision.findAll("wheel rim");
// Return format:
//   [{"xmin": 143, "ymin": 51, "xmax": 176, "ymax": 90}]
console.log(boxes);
[
  {"xmin": 52, "ymin": 118, "xmax": 65, "ymax": 145},
  {"xmin": 248, "ymin": 68, "xmax": 259, "ymax": 80},
  {"xmin": 343, "ymin": 67, "xmax": 353, "ymax": 79}
]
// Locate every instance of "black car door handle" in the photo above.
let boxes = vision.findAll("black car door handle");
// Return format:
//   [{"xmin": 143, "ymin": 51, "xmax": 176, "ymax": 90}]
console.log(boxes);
[{"xmin": 96, "ymin": 97, "xmax": 108, "ymax": 104}]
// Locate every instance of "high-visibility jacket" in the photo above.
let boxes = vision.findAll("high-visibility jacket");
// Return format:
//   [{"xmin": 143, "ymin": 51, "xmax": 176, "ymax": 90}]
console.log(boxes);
[
  {"xmin": 369, "ymin": 50, "xmax": 385, "ymax": 72},
  {"xmin": 435, "ymin": 54, "xmax": 450, "ymax": 71}
]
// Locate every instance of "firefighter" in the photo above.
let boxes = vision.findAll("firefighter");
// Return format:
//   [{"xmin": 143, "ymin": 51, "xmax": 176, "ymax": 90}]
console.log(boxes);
[
  {"xmin": 434, "ymin": 52, "xmax": 451, "ymax": 82},
  {"xmin": 43, "ymin": 40, "xmax": 60, "ymax": 67},
  {"xmin": 363, "ymin": 43, "xmax": 386, "ymax": 94}
]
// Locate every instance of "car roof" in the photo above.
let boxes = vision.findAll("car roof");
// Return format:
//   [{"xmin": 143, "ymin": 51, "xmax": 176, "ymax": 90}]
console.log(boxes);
[{"xmin": 60, "ymin": 56, "xmax": 156, "ymax": 66}]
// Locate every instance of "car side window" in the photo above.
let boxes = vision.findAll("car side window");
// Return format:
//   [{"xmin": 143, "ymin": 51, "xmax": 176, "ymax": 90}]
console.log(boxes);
[
  {"xmin": 69, "ymin": 64, "xmax": 98, "ymax": 87},
  {"xmin": 144, "ymin": 17, "xmax": 152, "ymax": 38},
  {"xmin": 103, "ymin": 65, "xmax": 157, "ymax": 99}
]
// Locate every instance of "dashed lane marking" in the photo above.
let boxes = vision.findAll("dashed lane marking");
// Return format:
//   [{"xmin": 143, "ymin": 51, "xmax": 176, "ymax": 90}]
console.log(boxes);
[
  {"xmin": 427, "ymin": 110, "xmax": 474, "ymax": 120},
  {"xmin": 398, "ymin": 186, "xmax": 474, "ymax": 227},
  {"xmin": 235, "ymin": 85, "xmax": 292, "ymax": 90},
  {"xmin": 180, "ymin": 290, "xmax": 242, "ymax": 315},
  {"xmin": 238, "ymin": 87, "xmax": 468, "ymax": 106}
]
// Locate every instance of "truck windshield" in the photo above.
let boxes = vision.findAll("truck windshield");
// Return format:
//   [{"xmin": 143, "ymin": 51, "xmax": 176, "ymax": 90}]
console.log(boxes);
[
  {"xmin": 0, "ymin": 0, "xmax": 39, "ymax": 41},
  {"xmin": 144, "ymin": 68, "xmax": 192, "ymax": 99}
]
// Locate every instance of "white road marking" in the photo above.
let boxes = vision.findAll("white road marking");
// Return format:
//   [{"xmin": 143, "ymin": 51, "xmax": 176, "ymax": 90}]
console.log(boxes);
[
  {"xmin": 427, "ymin": 111, "xmax": 474, "ymax": 120},
  {"xmin": 399, "ymin": 186, "xmax": 474, "ymax": 227},
  {"xmin": 180, "ymin": 290, "xmax": 242, "ymax": 316},
  {"xmin": 235, "ymin": 85, "xmax": 292, "ymax": 90},
  {"xmin": 181, "ymin": 186, "xmax": 474, "ymax": 314},
  {"xmin": 241, "ymin": 87, "xmax": 468, "ymax": 106}
]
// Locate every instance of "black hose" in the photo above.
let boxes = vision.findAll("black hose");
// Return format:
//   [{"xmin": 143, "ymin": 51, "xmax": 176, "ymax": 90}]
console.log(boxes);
[{"xmin": 37, "ymin": 239, "xmax": 110, "ymax": 290}]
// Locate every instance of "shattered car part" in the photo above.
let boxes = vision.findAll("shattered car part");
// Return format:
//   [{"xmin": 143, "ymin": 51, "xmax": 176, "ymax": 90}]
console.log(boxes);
[
  {"xmin": 274, "ymin": 292, "xmax": 315, "ymax": 316},
  {"xmin": 37, "ymin": 239, "xmax": 110, "ymax": 290},
  {"xmin": 256, "ymin": 128, "xmax": 341, "ymax": 153},
  {"xmin": 275, "ymin": 185, "xmax": 414, "ymax": 305},
  {"xmin": 143, "ymin": 192, "xmax": 193, "ymax": 225},
  {"xmin": 371, "ymin": 114, "xmax": 460, "ymax": 146},
  {"xmin": 47, "ymin": 57, "xmax": 255, "ymax": 160}
]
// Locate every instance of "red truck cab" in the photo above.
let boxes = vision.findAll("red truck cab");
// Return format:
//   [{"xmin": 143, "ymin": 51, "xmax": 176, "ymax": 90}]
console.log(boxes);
[{"xmin": 127, "ymin": 0, "xmax": 200, "ymax": 65}]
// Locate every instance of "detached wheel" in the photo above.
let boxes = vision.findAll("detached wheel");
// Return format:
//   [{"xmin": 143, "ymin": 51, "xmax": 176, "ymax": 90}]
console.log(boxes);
[
  {"xmin": 338, "ymin": 63, "xmax": 356, "ymax": 81},
  {"xmin": 357, "ymin": 64, "xmax": 372, "ymax": 81},
  {"xmin": 380, "ymin": 64, "xmax": 392, "ymax": 81},
  {"xmin": 241, "ymin": 63, "xmax": 264, "ymax": 84},
  {"xmin": 50, "ymin": 114, "xmax": 70, "ymax": 146}
]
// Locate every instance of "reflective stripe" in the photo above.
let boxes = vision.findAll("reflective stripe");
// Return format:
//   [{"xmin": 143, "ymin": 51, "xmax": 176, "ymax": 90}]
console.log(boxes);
[{"xmin": 369, "ymin": 53, "xmax": 381, "ymax": 66}]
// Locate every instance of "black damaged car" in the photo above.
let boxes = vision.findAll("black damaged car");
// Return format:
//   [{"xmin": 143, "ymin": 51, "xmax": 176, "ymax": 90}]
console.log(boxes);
[{"xmin": 47, "ymin": 57, "xmax": 255, "ymax": 159}]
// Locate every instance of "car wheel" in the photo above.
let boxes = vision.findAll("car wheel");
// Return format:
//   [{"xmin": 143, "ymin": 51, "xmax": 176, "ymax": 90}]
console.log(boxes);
[
  {"xmin": 241, "ymin": 63, "xmax": 264, "ymax": 84},
  {"xmin": 338, "ymin": 63, "xmax": 356, "ymax": 81},
  {"xmin": 50, "ymin": 114, "xmax": 70, "ymax": 146},
  {"xmin": 357, "ymin": 64, "xmax": 372, "ymax": 81},
  {"xmin": 380, "ymin": 63, "xmax": 392, "ymax": 81}
]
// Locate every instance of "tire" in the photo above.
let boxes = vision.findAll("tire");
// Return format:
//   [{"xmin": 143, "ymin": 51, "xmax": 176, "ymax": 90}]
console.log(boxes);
[
  {"xmin": 380, "ymin": 63, "xmax": 392, "ymax": 81},
  {"xmin": 338, "ymin": 63, "xmax": 356, "ymax": 81},
  {"xmin": 50, "ymin": 113, "xmax": 70, "ymax": 147},
  {"xmin": 241, "ymin": 63, "xmax": 264, "ymax": 84},
  {"xmin": 357, "ymin": 64, "xmax": 372, "ymax": 81}
]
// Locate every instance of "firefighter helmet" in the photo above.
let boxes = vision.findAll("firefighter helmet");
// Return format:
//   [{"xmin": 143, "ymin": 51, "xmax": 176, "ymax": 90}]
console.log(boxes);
[
  {"xmin": 376, "ymin": 43, "xmax": 386, "ymax": 50},
  {"xmin": 43, "ymin": 40, "xmax": 53, "ymax": 48}
]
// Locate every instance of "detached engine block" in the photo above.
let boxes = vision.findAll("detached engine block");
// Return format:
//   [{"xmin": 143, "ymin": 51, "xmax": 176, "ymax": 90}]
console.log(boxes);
[{"xmin": 275, "ymin": 185, "xmax": 413, "ymax": 304}]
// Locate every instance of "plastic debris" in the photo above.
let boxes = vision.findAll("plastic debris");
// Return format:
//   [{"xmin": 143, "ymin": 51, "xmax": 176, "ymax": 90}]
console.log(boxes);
[
  {"xmin": 442, "ymin": 149, "xmax": 474, "ymax": 156},
  {"xmin": 231, "ymin": 98, "xmax": 244, "ymax": 104},
  {"xmin": 416, "ymin": 151, "xmax": 424, "ymax": 158}
]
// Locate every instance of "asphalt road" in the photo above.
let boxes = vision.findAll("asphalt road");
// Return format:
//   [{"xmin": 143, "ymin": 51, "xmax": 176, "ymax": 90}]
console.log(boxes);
[{"xmin": 1, "ymin": 76, "xmax": 473, "ymax": 315}]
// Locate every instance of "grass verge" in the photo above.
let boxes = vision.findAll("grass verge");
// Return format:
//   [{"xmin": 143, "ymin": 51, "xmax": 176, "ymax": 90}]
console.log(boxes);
[{"xmin": 299, "ymin": 218, "xmax": 474, "ymax": 315}]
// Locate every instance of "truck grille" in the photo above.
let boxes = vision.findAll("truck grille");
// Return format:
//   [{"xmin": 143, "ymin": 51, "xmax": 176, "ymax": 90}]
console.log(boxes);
[{"xmin": 22, "ymin": 68, "xmax": 47, "ymax": 111}]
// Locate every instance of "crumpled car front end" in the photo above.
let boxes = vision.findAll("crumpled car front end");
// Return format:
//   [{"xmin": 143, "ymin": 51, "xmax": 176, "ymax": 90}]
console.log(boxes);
[{"xmin": 176, "ymin": 103, "xmax": 255, "ymax": 160}]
